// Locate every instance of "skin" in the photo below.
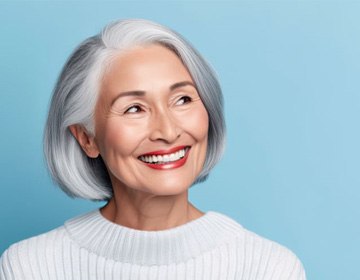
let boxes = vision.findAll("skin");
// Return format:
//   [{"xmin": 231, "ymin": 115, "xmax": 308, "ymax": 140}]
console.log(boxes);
[{"xmin": 70, "ymin": 44, "xmax": 209, "ymax": 231}]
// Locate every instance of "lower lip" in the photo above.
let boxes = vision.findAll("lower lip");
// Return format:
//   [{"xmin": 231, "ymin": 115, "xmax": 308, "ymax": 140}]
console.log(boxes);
[{"xmin": 140, "ymin": 148, "xmax": 190, "ymax": 170}]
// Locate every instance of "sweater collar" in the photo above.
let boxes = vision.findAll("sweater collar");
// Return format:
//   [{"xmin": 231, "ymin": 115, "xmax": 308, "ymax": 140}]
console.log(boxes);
[{"xmin": 64, "ymin": 209, "xmax": 242, "ymax": 265}]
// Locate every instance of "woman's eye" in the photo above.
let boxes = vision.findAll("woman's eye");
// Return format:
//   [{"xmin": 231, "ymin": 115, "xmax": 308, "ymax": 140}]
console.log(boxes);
[
  {"xmin": 176, "ymin": 96, "xmax": 192, "ymax": 106},
  {"xmin": 124, "ymin": 105, "xmax": 142, "ymax": 114}
]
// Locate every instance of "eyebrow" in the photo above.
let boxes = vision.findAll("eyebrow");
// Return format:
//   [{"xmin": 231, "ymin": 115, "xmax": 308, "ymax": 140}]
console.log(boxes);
[
  {"xmin": 110, "ymin": 81, "xmax": 196, "ymax": 106},
  {"xmin": 170, "ymin": 81, "xmax": 196, "ymax": 91},
  {"xmin": 110, "ymin": 91, "xmax": 145, "ymax": 107}
]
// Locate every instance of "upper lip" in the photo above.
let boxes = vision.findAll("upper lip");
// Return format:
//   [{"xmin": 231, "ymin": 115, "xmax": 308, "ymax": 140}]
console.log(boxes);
[{"xmin": 139, "ymin": 145, "xmax": 190, "ymax": 157}]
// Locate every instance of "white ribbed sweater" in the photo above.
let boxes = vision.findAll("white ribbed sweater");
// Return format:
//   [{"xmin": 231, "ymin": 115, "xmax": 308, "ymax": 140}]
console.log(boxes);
[{"xmin": 0, "ymin": 210, "xmax": 305, "ymax": 279}]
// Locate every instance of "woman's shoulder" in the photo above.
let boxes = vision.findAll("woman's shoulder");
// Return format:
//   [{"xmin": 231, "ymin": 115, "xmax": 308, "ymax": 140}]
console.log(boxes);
[
  {"xmin": 0, "ymin": 225, "xmax": 69, "ymax": 279},
  {"xmin": 212, "ymin": 211, "xmax": 306, "ymax": 279},
  {"xmin": 2, "ymin": 225, "xmax": 67, "ymax": 253},
  {"xmin": 1, "ymin": 226, "xmax": 67, "ymax": 255},
  {"xmin": 240, "ymin": 226, "xmax": 305, "ymax": 278}
]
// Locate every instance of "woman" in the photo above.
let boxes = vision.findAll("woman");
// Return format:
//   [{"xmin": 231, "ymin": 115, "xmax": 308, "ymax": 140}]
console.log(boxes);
[{"xmin": 0, "ymin": 19, "xmax": 306, "ymax": 279}]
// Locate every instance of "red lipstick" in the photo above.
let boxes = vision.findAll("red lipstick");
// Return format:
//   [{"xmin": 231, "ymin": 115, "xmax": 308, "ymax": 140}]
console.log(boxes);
[
  {"xmin": 138, "ymin": 146, "xmax": 191, "ymax": 170},
  {"xmin": 140, "ymin": 145, "xmax": 188, "ymax": 156}
]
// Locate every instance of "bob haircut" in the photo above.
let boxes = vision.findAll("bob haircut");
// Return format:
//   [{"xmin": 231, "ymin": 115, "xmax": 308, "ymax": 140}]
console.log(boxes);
[{"xmin": 44, "ymin": 19, "xmax": 225, "ymax": 200}]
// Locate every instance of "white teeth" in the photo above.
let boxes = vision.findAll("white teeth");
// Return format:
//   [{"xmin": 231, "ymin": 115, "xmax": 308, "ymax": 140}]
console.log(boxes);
[{"xmin": 139, "ymin": 148, "xmax": 188, "ymax": 164}]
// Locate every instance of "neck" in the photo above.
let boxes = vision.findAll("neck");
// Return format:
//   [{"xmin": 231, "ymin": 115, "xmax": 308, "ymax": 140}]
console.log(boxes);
[{"xmin": 101, "ymin": 185, "xmax": 204, "ymax": 231}]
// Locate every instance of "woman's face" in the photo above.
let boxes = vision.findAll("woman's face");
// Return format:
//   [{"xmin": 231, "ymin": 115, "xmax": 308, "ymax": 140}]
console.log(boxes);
[{"xmin": 93, "ymin": 44, "xmax": 209, "ymax": 196}]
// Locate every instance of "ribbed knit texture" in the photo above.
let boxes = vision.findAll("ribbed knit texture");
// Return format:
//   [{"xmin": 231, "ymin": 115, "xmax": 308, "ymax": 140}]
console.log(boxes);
[{"xmin": 0, "ymin": 210, "xmax": 306, "ymax": 279}]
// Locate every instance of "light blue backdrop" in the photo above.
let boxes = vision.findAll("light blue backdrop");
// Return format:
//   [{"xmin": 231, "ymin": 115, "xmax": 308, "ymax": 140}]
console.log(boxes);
[{"xmin": 1, "ymin": 1, "xmax": 359, "ymax": 279}]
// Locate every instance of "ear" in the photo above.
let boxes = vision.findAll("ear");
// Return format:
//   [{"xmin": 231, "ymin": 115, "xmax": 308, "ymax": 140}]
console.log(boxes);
[{"xmin": 69, "ymin": 125, "xmax": 100, "ymax": 158}]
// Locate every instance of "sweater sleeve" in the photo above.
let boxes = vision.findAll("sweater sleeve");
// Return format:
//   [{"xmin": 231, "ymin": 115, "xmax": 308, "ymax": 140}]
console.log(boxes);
[
  {"xmin": 0, "ymin": 240, "xmax": 34, "ymax": 280},
  {"xmin": 0, "ymin": 247, "xmax": 16, "ymax": 280},
  {"xmin": 276, "ymin": 246, "xmax": 307, "ymax": 280},
  {"xmin": 286, "ymin": 255, "xmax": 306, "ymax": 280},
  {"xmin": 239, "ymin": 228, "xmax": 307, "ymax": 280}
]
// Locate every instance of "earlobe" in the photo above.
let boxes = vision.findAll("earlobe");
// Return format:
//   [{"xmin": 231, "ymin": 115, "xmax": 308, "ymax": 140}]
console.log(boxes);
[{"xmin": 69, "ymin": 125, "xmax": 100, "ymax": 158}]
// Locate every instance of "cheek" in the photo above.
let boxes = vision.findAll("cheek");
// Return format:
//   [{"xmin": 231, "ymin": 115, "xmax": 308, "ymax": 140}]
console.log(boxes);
[
  {"xmin": 181, "ymin": 105, "xmax": 209, "ymax": 141},
  {"xmin": 97, "ymin": 119, "xmax": 147, "ymax": 157}
]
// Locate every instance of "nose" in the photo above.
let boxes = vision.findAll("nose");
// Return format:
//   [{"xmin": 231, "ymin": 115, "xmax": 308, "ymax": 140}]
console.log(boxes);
[{"xmin": 149, "ymin": 108, "xmax": 181, "ymax": 143}]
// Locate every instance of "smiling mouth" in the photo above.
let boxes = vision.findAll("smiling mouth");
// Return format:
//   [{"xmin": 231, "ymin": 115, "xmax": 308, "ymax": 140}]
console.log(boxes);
[{"xmin": 138, "ymin": 146, "xmax": 191, "ymax": 167}]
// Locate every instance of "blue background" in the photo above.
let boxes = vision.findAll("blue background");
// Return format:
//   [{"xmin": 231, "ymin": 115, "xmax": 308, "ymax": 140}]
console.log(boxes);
[{"xmin": 1, "ymin": 1, "xmax": 359, "ymax": 279}]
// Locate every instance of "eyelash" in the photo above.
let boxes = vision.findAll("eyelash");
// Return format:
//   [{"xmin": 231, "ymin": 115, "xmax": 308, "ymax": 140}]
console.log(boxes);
[
  {"xmin": 176, "ymin": 96, "xmax": 192, "ymax": 105},
  {"xmin": 123, "ymin": 96, "xmax": 192, "ymax": 114},
  {"xmin": 124, "ymin": 105, "xmax": 143, "ymax": 114}
]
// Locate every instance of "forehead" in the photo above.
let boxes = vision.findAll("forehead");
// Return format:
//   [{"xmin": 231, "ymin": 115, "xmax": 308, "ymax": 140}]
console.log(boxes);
[{"xmin": 100, "ymin": 44, "xmax": 193, "ymax": 94}]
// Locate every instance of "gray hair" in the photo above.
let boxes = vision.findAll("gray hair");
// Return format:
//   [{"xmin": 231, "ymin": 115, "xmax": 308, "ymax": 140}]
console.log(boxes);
[{"xmin": 44, "ymin": 19, "xmax": 225, "ymax": 200}]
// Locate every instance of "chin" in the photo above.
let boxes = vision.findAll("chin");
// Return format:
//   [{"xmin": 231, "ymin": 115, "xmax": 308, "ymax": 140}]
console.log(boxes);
[{"xmin": 143, "ymin": 181, "xmax": 191, "ymax": 196}]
